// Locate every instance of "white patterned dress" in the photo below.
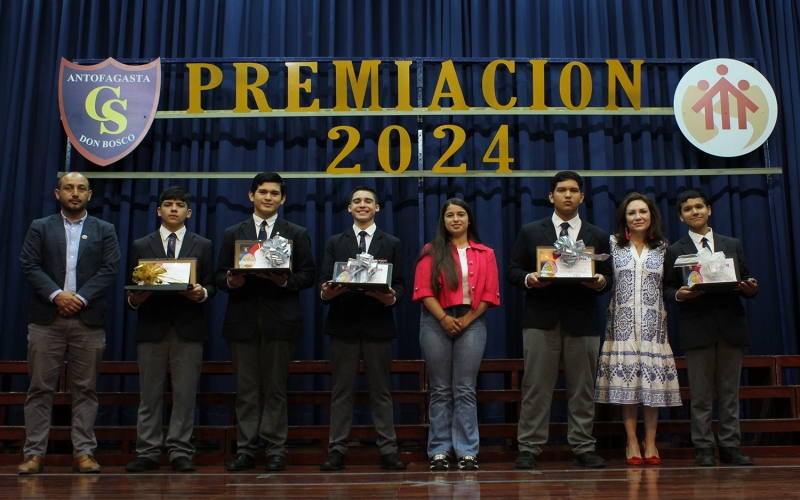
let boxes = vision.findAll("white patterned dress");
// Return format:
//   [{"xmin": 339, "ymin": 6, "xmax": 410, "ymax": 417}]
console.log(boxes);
[{"xmin": 594, "ymin": 237, "xmax": 682, "ymax": 407}]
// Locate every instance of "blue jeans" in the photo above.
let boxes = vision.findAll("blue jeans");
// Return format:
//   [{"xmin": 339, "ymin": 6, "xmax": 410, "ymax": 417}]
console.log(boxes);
[{"xmin": 420, "ymin": 307, "xmax": 487, "ymax": 459}]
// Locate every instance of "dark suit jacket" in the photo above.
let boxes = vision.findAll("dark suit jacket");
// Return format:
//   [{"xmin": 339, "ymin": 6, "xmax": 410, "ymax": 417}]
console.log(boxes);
[
  {"xmin": 506, "ymin": 217, "xmax": 612, "ymax": 335},
  {"xmin": 318, "ymin": 228, "xmax": 404, "ymax": 340},
  {"xmin": 129, "ymin": 230, "xmax": 217, "ymax": 342},
  {"xmin": 215, "ymin": 216, "xmax": 316, "ymax": 341},
  {"xmin": 20, "ymin": 213, "xmax": 120, "ymax": 326},
  {"xmin": 664, "ymin": 233, "xmax": 755, "ymax": 349}
]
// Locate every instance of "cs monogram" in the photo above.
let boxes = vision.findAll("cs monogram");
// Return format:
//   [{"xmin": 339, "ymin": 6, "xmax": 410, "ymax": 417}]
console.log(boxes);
[{"xmin": 59, "ymin": 57, "xmax": 161, "ymax": 166}]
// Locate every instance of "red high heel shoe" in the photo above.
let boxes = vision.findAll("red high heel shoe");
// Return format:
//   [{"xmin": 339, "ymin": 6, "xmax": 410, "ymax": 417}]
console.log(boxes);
[
  {"xmin": 627, "ymin": 456, "xmax": 645, "ymax": 466},
  {"xmin": 626, "ymin": 441, "xmax": 644, "ymax": 465},
  {"xmin": 642, "ymin": 442, "xmax": 661, "ymax": 465}
]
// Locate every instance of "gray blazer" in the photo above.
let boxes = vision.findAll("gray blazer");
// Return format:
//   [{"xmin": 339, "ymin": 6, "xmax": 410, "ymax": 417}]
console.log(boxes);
[{"xmin": 21, "ymin": 213, "xmax": 120, "ymax": 326}]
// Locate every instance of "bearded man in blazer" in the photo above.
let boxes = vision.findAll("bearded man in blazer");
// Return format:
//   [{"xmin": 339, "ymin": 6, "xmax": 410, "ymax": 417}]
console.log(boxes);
[
  {"xmin": 18, "ymin": 172, "xmax": 120, "ymax": 475},
  {"xmin": 317, "ymin": 186, "xmax": 406, "ymax": 471},
  {"xmin": 216, "ymin": 172, "xmax": 316, "ymax": 472},
  {"xmin": 124, "ymin": 186, "xmax": 216, "ymax": 473},
  {"xmin": 506, "ymin": 171, "xmax": 612, "ymax": 470},
  {"xmin": 664, "ymin": 189, "xmax": 758, "ymax": 467}
]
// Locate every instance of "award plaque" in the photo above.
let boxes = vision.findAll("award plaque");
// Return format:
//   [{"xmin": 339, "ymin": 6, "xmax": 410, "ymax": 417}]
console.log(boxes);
[
  {"xmin": 124, "ymin": 258, "xmax": 196, "ymax": 292},
  {"xmin": 675, "ymin": 252, "xmax": 741, "ymax": 292},
  {"xmin": 229, "ymin": 239, "xmax": 293, "ymax": 275},
  {"xmin": 328, "ymin": 260, "xmax": 393, "ymax": 293},
  {"xmin": 536, "ymin": 246, "xmax": 599, "ymax": 282}
]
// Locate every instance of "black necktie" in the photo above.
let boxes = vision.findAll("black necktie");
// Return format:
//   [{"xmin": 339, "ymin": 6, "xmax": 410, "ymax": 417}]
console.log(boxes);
[
  {"xmin": 701, "ymin": 237, "xmax": 711, "ymax": 251},
  {"xmin": 258, "ymin": 220, "xmax": 267, "ymax": 241},
  {"xmin": 166, "ymin": 233, "xmax": 176, "ymax": 258},
  {"xmin": 358, "ymin": 230, "xmax": 367, "ymax": 254},
  {"xmin": 559, "ymin": 222, "xmax": 570, "ymax": 238}
]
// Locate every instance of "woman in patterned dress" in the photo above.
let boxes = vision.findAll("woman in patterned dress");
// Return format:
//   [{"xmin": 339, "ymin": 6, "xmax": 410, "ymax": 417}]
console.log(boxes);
[{"xmin": 594, "ymin": 192, "xmax": 682, "ymax": 465}]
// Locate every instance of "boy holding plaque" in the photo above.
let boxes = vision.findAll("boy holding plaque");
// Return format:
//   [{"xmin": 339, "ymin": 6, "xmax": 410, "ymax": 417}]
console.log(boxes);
[
  {"xmin": 216, "ymin": 172, "xmax": 316, "ymax": 472},
  {"xmin": 124, "ymin": 186, "xmax": 216, "ymax": 473},
  {"xmin": 317, "ymin": 186, "xmax": 406, "ymax": 471},
  {"xmin": 664, "ymin": 189, "xmax": 758, "ymax": 467},
  {"xmin": 506, "ymin": 171, "xmax": 611, "ymax": 469}
]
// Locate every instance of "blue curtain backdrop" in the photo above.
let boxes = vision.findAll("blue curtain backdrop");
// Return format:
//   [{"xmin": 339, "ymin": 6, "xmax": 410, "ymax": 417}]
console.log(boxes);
[{"xmin": 1, "ymin": 0, "xmax": 799, "ymax": 430}]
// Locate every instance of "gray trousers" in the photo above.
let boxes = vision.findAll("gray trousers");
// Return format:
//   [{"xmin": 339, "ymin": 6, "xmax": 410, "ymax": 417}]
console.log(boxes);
[
  {"xmin": 684, "ymin": 335, "xmax": 744, "ymax": 449},
  {"xmin": 517, "ymin": 323, "xmax": 600, "ymax": 455},
  {"xmin": 24, "ymin": 315, "xmax": 105, "ymax": 458},
  {"xmin": 327, "ymin": 336, "xmax": 397, "ymax": 455},
  {"xmin": 135, "ymin": 327, "xmax": 203, "ymax": 461},
  {"xmin": 228, "ymin": 336, "xmax": 296, "ymax": 458}
]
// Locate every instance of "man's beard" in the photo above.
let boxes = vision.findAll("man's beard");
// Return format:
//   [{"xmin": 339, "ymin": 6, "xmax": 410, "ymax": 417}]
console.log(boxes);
[{"xmin": 61, "ymin": 199, "xmax": 86, "ymax": 214}]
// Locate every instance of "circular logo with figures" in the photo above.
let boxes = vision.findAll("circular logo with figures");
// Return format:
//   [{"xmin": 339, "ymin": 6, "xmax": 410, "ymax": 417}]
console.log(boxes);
[{"xmin": 673, "ymin": 58, "xmax": 778, "ymax": 157}]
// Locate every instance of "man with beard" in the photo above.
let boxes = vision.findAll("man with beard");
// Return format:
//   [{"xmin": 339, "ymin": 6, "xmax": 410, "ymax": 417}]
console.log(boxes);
[{"xmin": 18, "ymin": 172, "xmax": 121, "ymax": 474}]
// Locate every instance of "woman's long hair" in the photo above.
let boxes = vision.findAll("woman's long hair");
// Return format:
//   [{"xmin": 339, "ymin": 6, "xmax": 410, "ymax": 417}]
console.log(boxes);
[
  {"xmin": 417, "ymin": 198, "xmax": 482, "ymax": 296},
  {"xmin": 613, "ymin": 192, "xmax": 668, "ymax": 249}
]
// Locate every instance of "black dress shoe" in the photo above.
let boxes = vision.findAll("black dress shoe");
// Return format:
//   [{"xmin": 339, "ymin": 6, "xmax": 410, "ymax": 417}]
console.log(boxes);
[
  {"xmin": 695, "ymin": 448, "xmax": 716, "ymax": 467},
  {"xmin": 227, "ymin": 453, "xmax": 255, "ymax": 471},
  {"xmin": 264, "ymin": 455, "xmax": 286, "ymax": 471},
  {"xmin": 171, "ymin": 456, "xmax": 196, "ymax": 472},
  {"xmin": 719, "ymin": 447, "xmax": 754, "ymax": 466},
  {"xmin": 320, "ymin": 450, "xmax": 346, "ymax": 471},
  {"xmin": 573, "ymin": 451, "xmax": 606, "ymax": 468},
  {"xmin": 380, "ymin": 453, "xmax": 407, "ymax": 470},
  {"xmin": 125, "ymin": 457, "xmax": 160, "ymax": 472},
  {"xmin": 515, "ymin": 451, "xmax": 537, "ymax": 469}
]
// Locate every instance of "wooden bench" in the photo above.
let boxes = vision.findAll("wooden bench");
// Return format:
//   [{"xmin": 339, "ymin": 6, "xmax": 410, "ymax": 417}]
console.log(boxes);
[
  {"xmin": 5, "ymin": 356, "xmax": 800, "ymax": 465},
  {"xmin": 0, "ymin": 359, "xmax": 428, "ymax": 465}
]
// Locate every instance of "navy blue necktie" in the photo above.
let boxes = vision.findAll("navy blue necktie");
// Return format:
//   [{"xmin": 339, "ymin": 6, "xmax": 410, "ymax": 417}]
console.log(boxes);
[
  {"xmin": 701, "ymin": 237, "xmax": 711, "ymax": 250},
  {"xmin": 559, "ymin": 222, "xmax": 570, "ymax": 238},
  {"xmin": 358, "ymin": 230, "xmax": 367, "ymax": 254},
  {"xmin": 258, "ymin": 220, "xmax": 267, "ymax": 241},
  {"xmin": 166, "ymin": 233, "xmax": 176, "ymax": 259}
]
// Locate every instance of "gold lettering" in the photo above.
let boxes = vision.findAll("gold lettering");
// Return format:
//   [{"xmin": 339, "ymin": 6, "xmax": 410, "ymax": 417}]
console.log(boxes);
[
  {"xmin": 84, "ymin": 86, "xmax": 127, "ymax": 134},
  {"xmin": 233, "ymin": 63, "xmax": 272, "ymax": 113},
  {"xmin": 530, "ymin": 60, "xmax": 548, "ymax": 110},
  {"xmin": 186, "ymin": 63, "xmax": 223, "ymax": 113},
  {"xmin": 286, "ymin": 62, "xmax": 320, "ymax": 112},
  {"xmin": 606, "ymin": 59, "xmax": 643, "ymax": 110},
  {"xmin": 482, "ymin": 60, "xmax": 516, "ymax": 110},
  {"xmin": 428, "ymin": 61, "xmax": 469, "ymax": 110},
  {"xmin": 394, "ymin": 61, "xmax": 413, "ymax": 111},
  {"xmin": 559, "ymin": 62, "xmax": 592, "ymax": 110},
  {"xmin": 333, "ymin": 60, "xmax": 382, "ymax": 111}
]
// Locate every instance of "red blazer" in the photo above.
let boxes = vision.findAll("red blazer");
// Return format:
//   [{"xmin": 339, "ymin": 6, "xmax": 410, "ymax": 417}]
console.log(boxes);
[{"xmin": 413, "ymin": 241, "xmax": 500, "ymax": 310}]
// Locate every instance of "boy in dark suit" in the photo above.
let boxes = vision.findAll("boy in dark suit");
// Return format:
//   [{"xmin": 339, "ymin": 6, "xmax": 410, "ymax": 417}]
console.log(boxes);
[
  {"xmin": 664, "ymin": 189, "xmax": 758, "ymax": 466},
  {"xmin": 19, "ymin": 172, "xmax": 120, "ymax": 474},
  {"xmin": 507, "ymin": 171, "xmax": 611, "ymax": 469},
  {"xmin": 216, "ymin": 172, "xmax": 316, "ymax": 471},
  {"xmin": 317, "ymin": 186, "xmax": 406, "ymax": 471},
  {"xmin": 124, "ymin": 186, "xmax": 216, "ymax": 473}
]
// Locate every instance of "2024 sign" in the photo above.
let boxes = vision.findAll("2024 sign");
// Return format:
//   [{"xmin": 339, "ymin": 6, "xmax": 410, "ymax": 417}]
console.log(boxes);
[{"xmin": 326, "ymin": 124, "xmax": 514, "ymax": 174}]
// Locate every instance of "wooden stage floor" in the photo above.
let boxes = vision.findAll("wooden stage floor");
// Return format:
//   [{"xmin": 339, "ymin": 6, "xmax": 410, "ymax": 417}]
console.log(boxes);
[{"xmin": 4, "ymin": 458, "xmax": 800, "ymax": 499}]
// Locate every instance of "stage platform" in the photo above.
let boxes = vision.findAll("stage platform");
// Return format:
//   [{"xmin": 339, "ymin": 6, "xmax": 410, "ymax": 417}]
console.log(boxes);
[{"xmin": 3, "ymin": 458, "xmax": 800, "ymax": 499}]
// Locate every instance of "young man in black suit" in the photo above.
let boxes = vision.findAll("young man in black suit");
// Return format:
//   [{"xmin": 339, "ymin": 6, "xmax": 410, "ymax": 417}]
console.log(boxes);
[
  {"xmin": 507, "ymin": 171, "xmax": 611, "ymax": 469},
  {"xmin": 19, "ymin": 172, "xmax": 120, "ymax": 474},
  {"xmin": 216, "ymin": 172, "xmax": 316, "ymax": 471},
  {"xmin": 317, "ymin": 186, "xmax": 406, "ymax": 471},
  {"xmin": 124, "ymin": 186, "xmax": 216, "ymax": 473},
  {"xmin": 664, "ymin": 189, "xmax": 758, "ymax": 467}
]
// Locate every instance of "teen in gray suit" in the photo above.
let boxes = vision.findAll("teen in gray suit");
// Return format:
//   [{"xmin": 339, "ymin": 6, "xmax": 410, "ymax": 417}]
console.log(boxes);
[
  {"xmin": 507, "ymin": 171, "xmax": 611, "ymax": 470},
  {"xmin": 124, "ymin": 186, "xmax": 216, "ymax": 473},
  {"xmin": 317, "ymin": 186, "xmax": 406, "ymax": 471},
  {"xmin": 18, "ymin": 172, "xmax": 120, "ymax": 475},
  {"xmin": 216, "ymin": 172, "xmax": 316, "ymax": 471},
  {"xmin": 664, "ymin": 189, "xmax": 758, "ymax": 467}
]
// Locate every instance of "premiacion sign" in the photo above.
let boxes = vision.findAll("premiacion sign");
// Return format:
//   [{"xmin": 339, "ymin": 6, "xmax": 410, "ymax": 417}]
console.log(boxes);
[{"xmin": 57, "ymin": 57, "xmax": 777, "ymax": 167}]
